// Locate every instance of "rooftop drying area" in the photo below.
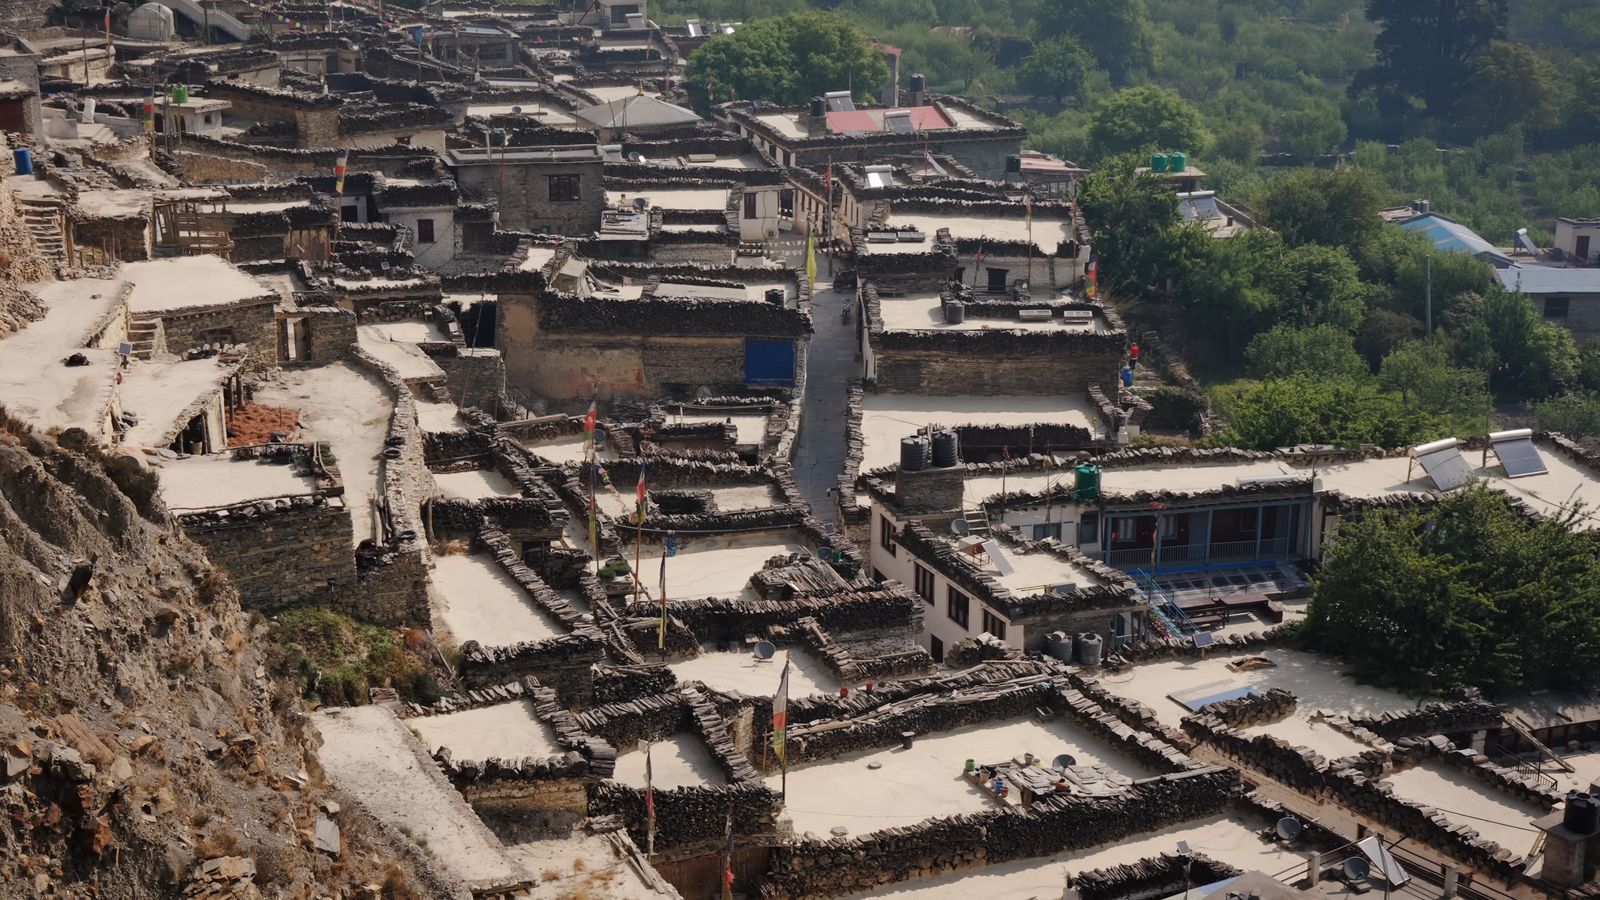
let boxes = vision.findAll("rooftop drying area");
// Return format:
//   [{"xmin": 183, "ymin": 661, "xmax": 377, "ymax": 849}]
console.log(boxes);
[
  {"xmin": 357, "ymin": 323, "xmax": 446, "ymax": 383},
  {"xmin": 876, "ymin": 292, "xmax": 1109, "ymax": 333},
  {"xmin": 433, "ymin": 468, "xmax": 522, "ymax": 501},
  {"xmin": 769, "ymin": 716, "xmax": 1152, "ymax": 837},
  {"xmin": 611, "ymin": 733, "xmax": 728, "ymax": 789},
  {"xmin": 643, "ymin": 529, "xmax": 814, "ymax": 603},
  {"xmin": 1095, "ymin": 649, "xmax": 1416, "ymax": 760},
  {"xmin": 1382, "ymin": 762, "xmax": 1547, "ymax": 858},
  {"xmin": 861, "ymin": 210, "xmax": 1077, "ymax": 254},
  {"xmin": 251, "ymin": 362, "xmax": 394, "ymax": 545},
  {"xmin": 0, "ymin": 278, "xmax": 124, "ymax": 435},
  {"xmin": 860, "ymin": 394, "xmax": 1102, "ymax": 472},
  {"xmin": 157, "ymin": 453, "xmax": 319, "ymax": 511},
  {"xmin": 121, "ymin": 256, "xmax": 274, "ymax": 314},
  {"xmin": 670, "ymin": 647, "xmax": 835, "ymax": 699},
  {"xmin": 606, "ymin": 187, "xmax": 731, "ymax": 212},
  {"xmin": 406, "ymin": 700, "xmax": 561, "ymax": 764},
  {"xmin": 431, "ymin": 553, "xmax": 569, "ymax": 647},
  {"xmin": 116, "ymin": 357, "xmax": 235, "ymax": 449}
]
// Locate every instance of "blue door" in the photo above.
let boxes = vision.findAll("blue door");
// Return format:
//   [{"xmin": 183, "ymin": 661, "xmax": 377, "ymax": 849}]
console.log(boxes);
[{"xmin": 744, "ymin": 339, "xmax": 796, "ymax": 386}]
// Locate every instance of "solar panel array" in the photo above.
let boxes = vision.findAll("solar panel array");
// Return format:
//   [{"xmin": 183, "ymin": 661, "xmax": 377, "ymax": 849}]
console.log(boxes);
[
  {"xmin": 1416, "ymin": 444, "xmax": 1473, "ymax": 491},
  {"xmin": 1492, "ymin": 434, "xmax": 1548, "ymax": 478}
]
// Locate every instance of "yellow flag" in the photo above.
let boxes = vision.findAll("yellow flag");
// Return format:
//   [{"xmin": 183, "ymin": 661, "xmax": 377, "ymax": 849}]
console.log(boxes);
[{"xmin": 805, "ymin": 224, "xmax": 817, "ymax": 287}]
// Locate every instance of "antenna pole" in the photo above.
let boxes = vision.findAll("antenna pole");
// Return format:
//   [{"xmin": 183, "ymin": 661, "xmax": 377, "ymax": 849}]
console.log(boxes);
[{"xmin": 1425, "ymin": 255, "xmax": 1433, "ymax": 337}]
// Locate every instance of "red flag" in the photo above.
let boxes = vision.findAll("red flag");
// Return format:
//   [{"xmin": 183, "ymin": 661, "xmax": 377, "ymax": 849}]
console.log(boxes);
[
  {"xmin": 583, "ymin": 398, "xmax": 597, "ymax": 433},
  {"xmin": 1002, "ymin": 446, "xmax": 1010, "ymax": 460},
  {"xmin": 635, "ymin": 466, "xmax": 647, "ymax": 525}
]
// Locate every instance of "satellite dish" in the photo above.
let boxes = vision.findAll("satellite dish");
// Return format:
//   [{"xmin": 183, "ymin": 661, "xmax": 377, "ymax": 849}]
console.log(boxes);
[
  {"xmin": 1052, "ymin": 753, "xmax": 1077, "ymax": 769},
  {"xmin": 694, "ymin": 386, "xmax": 713, "ymax": 400},
  {"xmin": 1343, "ymin": 858, "xmax": 1371, "ymax": 881},
  {"xmin": 632, "ymin": 196, "xmax": 649, "ymax": 210},
  {"xmin": 511, "ymin": 105, "xmax": 523, "ymax": 114},
  {"xmin": 1276, "ymin": 817, "xmax": 1303, "ymax": 841},
  {"xmin": 950, "ymin": 519, "xmax": 970, "ymax": 536},
  {"xmin": 628, "ymin": 152, "xmax": 647, "ymax": 164},
  {"xmin": 752, "ymin": 641, "xmax": 776, "ymax": 660}
]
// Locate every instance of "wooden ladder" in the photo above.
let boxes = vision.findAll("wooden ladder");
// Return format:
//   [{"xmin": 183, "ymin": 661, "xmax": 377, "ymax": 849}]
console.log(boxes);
[{"xmin": 1506, "ymin": 713, "xmax": 1575, "ymax": 774}]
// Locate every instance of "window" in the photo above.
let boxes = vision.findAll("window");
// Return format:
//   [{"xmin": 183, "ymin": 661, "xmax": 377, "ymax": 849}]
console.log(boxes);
[
  {"xmin": 743, "ymin": 192, "xmax": 758, "ymax": 219},
  {"xmin": 342, "ymin": 204, "xmax": 359, "ymax": 221},
  {"xmin": 1545, "ymin": 297, "xmax": 1570, "ymax": 320},
  {"xmin": 947, "ymin": 587, "xmax": 970, "ymax": 629},
  {"xmin": 878, "ymin": 514, "xmax": 897, "ymax": 557},
  {"xmin": 1113, "ymin": 517, "xmax": 1136, "ymax": 542},
  {"xmin": 1079, "ymin": 512, "xmax": 1100, "ymax": 545},
  {"xmin": 1032, "ymin": 522, "xmax": 1062, "ymax": 542},
  {"xmin": 981, "ymin": 610, "xmax": 1008, "ymax": 641},
  {"xmin": 779, "ymin": 189, "xmax": 795, "ymax": 218},
  {"xmin": 416, "ymin": 218, "xmax": 435, "ymax": 244},
  {"xmin": 549, "ymin": 174, "xmax": 581, "ymax": 202},
  {"xmin": 913, "ymin": 564, "xmax": 935, "ymax": 604}
]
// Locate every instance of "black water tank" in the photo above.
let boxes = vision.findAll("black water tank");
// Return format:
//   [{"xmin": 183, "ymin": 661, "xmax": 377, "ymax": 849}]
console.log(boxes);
[
  {"xmin": 910, "ymin": 73, "xmax": 927, "ymax": 93},
  {"xmin": 1565, "ymin": 792, "xmax": 1599, "ymax": 834},
  {"xmin": 900, "ymin": 436, "xmax": 930, "ymax": 471},
  {"xmin": 1006, "ymin": 154, "xmax": 1022, "ymax": 173},
  {"xmin": 945, "ymin": 300, "xmax": 965, "ymax": 324},
  {"xmin": 932, "ymin": 429, "xmax": 960, "ymax": 468},
  {"xmin": 765, "ymin": 288, "xmax": 785, "ymax": 305},
  {"xmin": 810, "ymin": 97, "xmax": 826, "ymax": 118}
]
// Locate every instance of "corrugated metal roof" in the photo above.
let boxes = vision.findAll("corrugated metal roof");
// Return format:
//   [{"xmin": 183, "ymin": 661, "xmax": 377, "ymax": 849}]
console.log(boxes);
[
  {"xmin": 1398, "ymin": 214, "xmax": 1499, "ymax": 256},
  {"xmin": 1497, "ymin": 266, "xmax": 1600, "ymax": 295}
]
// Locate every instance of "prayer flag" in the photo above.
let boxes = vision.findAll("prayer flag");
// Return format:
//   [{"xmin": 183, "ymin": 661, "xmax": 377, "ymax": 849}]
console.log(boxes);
[
  {"xmin": 333, "ymin": 149, "xmax": 348, "ymax": 195},
  {"xmin": 805, "ymin": 223, "xmax": 817, "ymax": 287},
  {"xmin": 635, "ymin": 466, "xmax": 647, "ymax": 525},
  {"xmin": 770, "ymin": 656, "xmax": 791, "ymax": 765},
  {"xmin": 645, "ymin": 743, "xmax": 656, "ymax": 856}
]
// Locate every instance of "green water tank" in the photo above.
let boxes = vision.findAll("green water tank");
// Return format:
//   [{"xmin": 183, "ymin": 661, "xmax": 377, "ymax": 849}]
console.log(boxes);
[
  {"xmin": 1170, "ymin": 151, "xmax": 1187, "ymax": 173},
  {"xmin": 1073, "ymin": 463, "xmax": 1101, "ymax": 500},
  {"xmin": 171, "ymin": 84, "xmax": 189, "ymax": 104},
  {"xmin": 1150, "ymin": 152, "xmax": 1168, "ymax": 172}
]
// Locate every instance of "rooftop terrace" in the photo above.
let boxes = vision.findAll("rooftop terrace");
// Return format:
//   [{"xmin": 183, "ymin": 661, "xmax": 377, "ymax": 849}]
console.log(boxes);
[
  {"xmin": 860, "ymin": 393, "xmax": 1101, "ymax": 472},
  {"xmin": 158, "ymin": 453, "xmax": 318, "ymax": 511},
  {"xmin": 0, "ymin": 278, "xmax": 124, "ymax": 435},
  {"xmin": 122, "ymin": 256, "xmax": 273, "ymax": 314},
  {"xmin": 406, "ymin": 699, "xmax": 560, "ymax": 764},
  {"xmin": 431, "ymin": 552, "xmax": 569, "ymax": 647}
]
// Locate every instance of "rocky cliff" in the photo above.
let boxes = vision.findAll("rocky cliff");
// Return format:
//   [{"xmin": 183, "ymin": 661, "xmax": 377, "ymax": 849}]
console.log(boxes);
[{"xmin": 0, "ymin": 417, "xmax": 446, "ymax": 898}]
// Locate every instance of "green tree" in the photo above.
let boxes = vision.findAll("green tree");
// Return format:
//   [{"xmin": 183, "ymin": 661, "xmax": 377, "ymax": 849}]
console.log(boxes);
[
  {"xmin": 1017, "ymin": 35, "xmax": 1095, "ymax": 103},
  {"xmin": 1246, "ymin": 325, "xmax": 1369, "ymax": 379},
  {"xmin": 1213, "ymin": 373, "xmax": 1434, "ymax": 449},
  {"xmin": 685, "ymin": 11, "xmax": 890, "ymax": 107},
  {"xmin": 1472, "ymin": 288, "xmax": 1579, "ymax": 396},
  {"xmin": 1534, "ymin": 391, "xmax": 1600, "ymax": 438},
  {"xmin": 1276, "ymin": 103, "xmax": 1348, "ymax": 160},
  {"xmin": 1377, "ymin": 340, "xmax": 1490, "ymax": 429},
  {"xmin": 1278, "ymin": 243, "xmax": 1368, "ymax": 331},
  {"xmin": 1087, "ymin": 86, "xmax": 1208, "ymax": 161},
  {"xmin": 1077, "ymin": 154, "xmax": 1181, "ymax": 295},
  {"xmin": 1453, "ymin": 40, "xmax": 1559, "ymax": 134},
  {"xmin": 1355, "ymin": 0, "xmax": 1508, "ymax": 115},
  {"xmin": 1306, "ymin": 484, "xmax": 1600, "ymax": 694},
  {"xmin": 1254, "ymin": 166, "xmax": 1387, "ymax": 251},
  {"xmin": 1036, "ymin": 0, "xmax": 1152, "ymax": 85}
]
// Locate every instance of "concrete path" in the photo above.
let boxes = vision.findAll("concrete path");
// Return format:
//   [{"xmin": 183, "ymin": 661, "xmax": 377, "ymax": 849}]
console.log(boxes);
[{"xmin": 793, "ymin": 285, "xmax": 859, "ymax": 526}]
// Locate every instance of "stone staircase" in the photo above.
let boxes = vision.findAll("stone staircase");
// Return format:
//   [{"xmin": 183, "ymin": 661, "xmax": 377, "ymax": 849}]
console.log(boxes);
[
  {"xmin": 127, "ymin": 318, "xmax": 164, "ymax": 361},
  {"xmin": 18, "ymin": 197, "xmax": 67, "ymax": 268}
]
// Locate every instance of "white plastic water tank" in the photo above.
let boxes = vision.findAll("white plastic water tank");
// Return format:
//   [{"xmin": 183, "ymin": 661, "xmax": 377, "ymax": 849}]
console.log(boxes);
[{"xmin": 79, "ymin": 98, "xmax": 96, "ymax": 125}]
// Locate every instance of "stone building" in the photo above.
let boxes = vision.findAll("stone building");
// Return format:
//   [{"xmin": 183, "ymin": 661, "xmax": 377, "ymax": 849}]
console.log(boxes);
[
  {"xmin": 719, "ymin": 94, "xmax": 1026, "ymax": 180},
  {"xmin": 496, "ymin": 258, "xmax": 811, "ymax": 400},
  {"xmin": 448, "ymin": 144, "xmax": 606, "ymax": 235}
]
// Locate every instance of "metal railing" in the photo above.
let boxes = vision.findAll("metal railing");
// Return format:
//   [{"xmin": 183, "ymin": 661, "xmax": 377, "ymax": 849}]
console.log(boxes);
[{"xmin": 1105, "ymin": 537, "xmax": 1291, "ymax": 568}]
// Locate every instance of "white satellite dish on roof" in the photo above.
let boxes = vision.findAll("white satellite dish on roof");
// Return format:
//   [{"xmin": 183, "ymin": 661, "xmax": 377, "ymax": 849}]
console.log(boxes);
[
  {"xmin": 1343, "ymin": 858, "xmax": 1371, "ymax": 881},
  {"xmin": 1276, "ymin": 817, "xmax": 1303, "ymax": 841},
  {"xmin": 950, "ymin": 519, "xmax": 970, "ymax": 536},
  {"xmin": 753, "ymin": 641, "xmax": 776, "ymax": 660}
]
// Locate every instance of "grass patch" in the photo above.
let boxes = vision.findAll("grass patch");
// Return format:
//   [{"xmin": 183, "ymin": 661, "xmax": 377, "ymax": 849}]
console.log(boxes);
[{"xmin": 268, "ymin": 607, "xmax": 445, "ymax": 707}]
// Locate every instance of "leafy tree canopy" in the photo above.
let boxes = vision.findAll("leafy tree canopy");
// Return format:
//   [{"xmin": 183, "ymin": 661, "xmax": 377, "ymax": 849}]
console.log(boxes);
[
  {"xmin": 685, "ymin": 11, "xmax": 890, "ymax": 106},
  {"xmin": 1017, "ymin": 35, "xmax": 1095, "ymax": 103},
  {"xmin": 1246, "ymin": 325, "xmax": 1369, "ymax": 380},
  {"xmin": 1305, "ymin": 484, "xmax": 1600, "ymax": 695},
  {"xmin": 1355, "ymin": 0, "xmax": 1507, "ymax": 115},
  {"xmin": 1087, "ymin": 86, "xmax": 1208, "ymax": 161},
  {"xmin": 1253, "ymin": 166, "xmax": 1387, "ymax": 251},
  {"xmin": 1036, "ymin": 0, "xmax": 1152, "ymax": 85}
]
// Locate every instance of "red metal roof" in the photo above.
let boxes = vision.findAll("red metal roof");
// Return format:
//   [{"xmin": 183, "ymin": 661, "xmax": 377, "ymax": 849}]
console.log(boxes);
[{"xmin": 826, "ymin": 106, "xmax": 953, "ymax": 134}]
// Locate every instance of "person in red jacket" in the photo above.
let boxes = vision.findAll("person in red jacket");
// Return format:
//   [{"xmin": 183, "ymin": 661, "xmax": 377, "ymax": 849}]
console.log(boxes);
[{"xmin": 1129, "ymin": 341, "xmax": 1141, "ymax": 369}]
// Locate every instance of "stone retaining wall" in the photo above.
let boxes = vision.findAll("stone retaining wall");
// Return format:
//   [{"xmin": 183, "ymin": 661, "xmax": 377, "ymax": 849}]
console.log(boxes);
[
  {"xmin": 762, "ymin": 767, "xmax": 1237, "ymax": 898},
  {"xmin": 591, "ymin": 782, "xmax": 781, "ymax": 852}
]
